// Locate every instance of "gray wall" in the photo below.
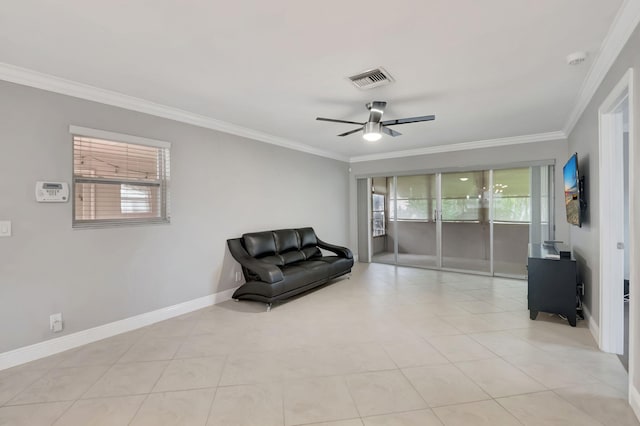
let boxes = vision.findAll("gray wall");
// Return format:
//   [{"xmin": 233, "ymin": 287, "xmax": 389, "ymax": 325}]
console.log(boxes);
[
  {"xmin": 357, "ymin": 178, "xmax": 370, "ymax": 261},
  {"xmin": 0, "ymin": 81, "xmax": 350, "ymax": 353},
  {"xmin": 567, "ymin": 23, "xmax": 640, "ymax": 329},
  {"xmin": 349, "ymin": 140, "xmax": 570, "ymax": 257},
  {"xmin": 567, "ymin": 21, "xmax": 640, "ymax": 393}
]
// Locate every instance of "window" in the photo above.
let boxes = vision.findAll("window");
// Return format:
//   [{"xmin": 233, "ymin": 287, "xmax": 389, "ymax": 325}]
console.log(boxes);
[
  {"xmin": 372, "ymin": 193, "xmax": 385, "ymax": 236},
  {"xmin": 492, "ymin": 168, "xmax": 531, "ymax": 223},
  {"xmin": 120, "ymin": 184, "xmax": 152, "ymax": 214},
  {"xmin": 389, "ymin": 175, "xmax": 435, "ymax": 221},
  {"xmin": 441, "ymin": 171, "xmax": 488, "ymax": 222},
  {"xmin": 71, "ymin": 126, "xmax": 170, "ymax": 228}
]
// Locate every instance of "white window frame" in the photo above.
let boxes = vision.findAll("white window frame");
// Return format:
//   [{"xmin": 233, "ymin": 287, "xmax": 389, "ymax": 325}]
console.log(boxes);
[
  {"xmin": 70, "ymin": 126, "xmax": 171, "ymax": 228},
  {"xmin": 372, "ymin": 193, "xmax": 386, "ymax": 237}
]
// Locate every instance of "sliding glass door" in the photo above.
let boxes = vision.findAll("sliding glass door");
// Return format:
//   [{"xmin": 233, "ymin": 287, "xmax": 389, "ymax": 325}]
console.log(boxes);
[
  {"xmin": 391, "ymin": 174, "xmax": 439, "ymax": 268},
  {"xmin": 363, "ymin": 164, "xmax": 554, "ymax": 278},
  {"xmin": 440, "ymin": 170, "xmax": 491, "ymax": 273},
  {"xmin": 492, "ymin": 168, "xmax": 531, "ymax": 276}
]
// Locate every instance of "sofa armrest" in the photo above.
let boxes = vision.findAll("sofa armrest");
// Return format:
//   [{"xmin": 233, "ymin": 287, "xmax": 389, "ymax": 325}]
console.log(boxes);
[
  {"xmin": 316, "ymin": 238, "xmax": 353, "ymax": 259},
  {"xmin": 227, "ymin": 239, "xmax": 284, "ymax": 284}
]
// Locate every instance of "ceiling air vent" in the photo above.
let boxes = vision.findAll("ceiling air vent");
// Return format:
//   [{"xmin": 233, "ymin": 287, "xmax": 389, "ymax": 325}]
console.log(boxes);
[{"xmin": 348, "ymin": 67, "xmax": 394, "ymax": 90}]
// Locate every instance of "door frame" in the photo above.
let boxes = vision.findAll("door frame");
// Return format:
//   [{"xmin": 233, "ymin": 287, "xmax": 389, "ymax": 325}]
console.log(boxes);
[{"xmin": 598, "ymin": 68, "xmax": 634, "ymax": 359}]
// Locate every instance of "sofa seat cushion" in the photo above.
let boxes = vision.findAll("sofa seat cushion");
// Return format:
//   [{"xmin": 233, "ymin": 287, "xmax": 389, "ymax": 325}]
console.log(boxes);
[
  {"xmin": 318, "ymin": 256, "xmax": 354, "ymax": 277},
  {"xmin": 281, "ymin": 263, "xmax": 327, "ymax": 292},
  {"xmin": 295, "ymin": 260, "xmax": 330, "ymax": 272},
  {"xmin": 280, "ymin": 250, "xmax": 305, "ymax": 265},
  {"xmin": 259, "ymin": 254, "xmax": 285, "ymax": 266},
  {"xmin": 301, "ymin": 246, "xmax": 321, "ymax": 260}
]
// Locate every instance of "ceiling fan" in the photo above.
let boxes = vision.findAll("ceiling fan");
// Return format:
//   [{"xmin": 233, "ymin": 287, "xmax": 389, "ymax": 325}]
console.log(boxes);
[{"xmin": 316, "ymin": 101, "xmax": 435, "ymax": 142}]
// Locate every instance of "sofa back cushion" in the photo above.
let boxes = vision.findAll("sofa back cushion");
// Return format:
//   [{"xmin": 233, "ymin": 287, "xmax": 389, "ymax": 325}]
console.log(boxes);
[
  {"xmin": 243, "ymin": 231, "xmax": 277, "ymax": 258},
  {"xmin": 274, "ymin": 229, "xmax": 300, "ymax": 252},
  {"xmin": 297, "ymin": 227, "xmax": 318, "ymax": 248},
  {"xmin": 243, "ymin": 228, "xmax": 321, "ymax": 265}
]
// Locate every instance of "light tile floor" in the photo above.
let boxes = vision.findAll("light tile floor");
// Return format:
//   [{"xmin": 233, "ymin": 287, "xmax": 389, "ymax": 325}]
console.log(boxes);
[{"xmin": 0, "ymin": 263, "xmax": 637, "ymax": 425}]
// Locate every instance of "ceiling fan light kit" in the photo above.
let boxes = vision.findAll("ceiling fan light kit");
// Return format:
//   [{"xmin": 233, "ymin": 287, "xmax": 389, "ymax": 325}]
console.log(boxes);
[
  {"xmin": 363, "ymin": 122, "xmax": 382, "ymax": 142},
  {"xmin": 316, "ymin": 101, "xmax": 435, "ymax": 142}
]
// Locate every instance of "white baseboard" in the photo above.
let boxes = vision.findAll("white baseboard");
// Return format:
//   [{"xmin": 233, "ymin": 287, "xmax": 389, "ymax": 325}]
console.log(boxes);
[
  {"xmin": 630, "ymin": 383, "xmax": 640, "ymax": 422},
  {"xmin": 0, "ymin": 286, "xmax": 239, "ymax": 371},
  {"xmin": 582, "ymin": 304, "xmax": 600, "ymax": 347}
]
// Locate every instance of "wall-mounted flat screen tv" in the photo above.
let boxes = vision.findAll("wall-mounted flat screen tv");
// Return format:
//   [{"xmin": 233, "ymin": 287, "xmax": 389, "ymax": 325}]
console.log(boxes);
[{"xmin": 563, "ymin": 153, "xmax": 582, "ymax": 227}]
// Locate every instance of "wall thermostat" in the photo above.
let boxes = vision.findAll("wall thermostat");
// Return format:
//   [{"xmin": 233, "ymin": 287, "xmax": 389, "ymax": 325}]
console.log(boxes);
[{"xmin": 35, "ymin": 181, "xmax": 69, "ymax": 203}]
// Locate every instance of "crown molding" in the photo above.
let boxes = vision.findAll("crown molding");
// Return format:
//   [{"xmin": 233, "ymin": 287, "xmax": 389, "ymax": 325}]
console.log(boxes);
[
  {"xmin": 0, "ymin": 62, "xmax": 348, "ymax": 162},
  {"xmin": 348, "ymin": 131, "xmax": 567, "ymax": 163},
  {"xmin": 564, "ymin": 0, "xmax": 640, "ymax": 135}
]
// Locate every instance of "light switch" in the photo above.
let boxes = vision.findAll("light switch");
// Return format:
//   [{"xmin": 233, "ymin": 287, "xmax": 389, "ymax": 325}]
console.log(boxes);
[{"xmin": 0, "ymin": 221, "xmax": 12, "ymax": 237}]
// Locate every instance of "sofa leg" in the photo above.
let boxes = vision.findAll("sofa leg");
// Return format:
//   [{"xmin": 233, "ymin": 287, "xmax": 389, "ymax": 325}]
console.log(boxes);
[{"xmin": 266, "ymin": 303, "xmax": 272, "ymax": 312}]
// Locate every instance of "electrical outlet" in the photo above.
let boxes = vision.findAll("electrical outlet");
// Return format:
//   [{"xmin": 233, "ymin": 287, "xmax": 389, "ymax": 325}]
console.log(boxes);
[
  {"xmin": 0, "ymin": 221, "xmax": 11, "ymax": 237},
  {"xmin": 50, "ymin": 313, "xmax": 63, "ymax": 333},
  {"xmin": 235, "ymin": 271, "xmax": 242, "ymax": 282}
]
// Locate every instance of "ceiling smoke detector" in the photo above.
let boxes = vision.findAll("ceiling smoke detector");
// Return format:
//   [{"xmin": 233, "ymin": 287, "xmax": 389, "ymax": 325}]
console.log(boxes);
[
  {"xmin": 348, "ymin": 67, "xmax": 394, "ymax": 89},
  {"xmin": 566, "ymin": 51, "xmax": 587, "ymax": 66}
]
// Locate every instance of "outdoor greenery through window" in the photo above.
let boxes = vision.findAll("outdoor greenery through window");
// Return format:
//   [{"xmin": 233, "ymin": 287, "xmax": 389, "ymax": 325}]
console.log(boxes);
[
  {"xmin": 389, "ymin": 174, "xmax": 435, "ymax": 221},
  {"xmin": 371, "ymin": 167, "xmax": 534, "ymax": 239},
  {"xmin": 492, "ymin": 168, "xmax": 531, "ymax": 223},
  {"xmin": 441, "ymin": 171, "xmax": 488, "ymax": 222},
  {"xmin": 72, "ymin": 127, "xmax": 171, "ymax": 228}
]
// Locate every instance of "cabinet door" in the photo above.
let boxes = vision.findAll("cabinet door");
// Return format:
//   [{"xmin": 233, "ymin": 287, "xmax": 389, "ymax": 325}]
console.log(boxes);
[{"xmin": 528, "ymin": 258, "xmax": 576, "ymax": 314}]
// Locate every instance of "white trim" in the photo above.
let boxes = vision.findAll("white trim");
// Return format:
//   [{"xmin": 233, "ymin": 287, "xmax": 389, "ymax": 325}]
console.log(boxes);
[
  {"xmin": 0, "ymin": 62, "xmax": 347, "ymax": 162},
  {"xmin": 348, "ymin": 131, "xmax": 566, "ymax": 163},
  {"xmin": 70, "ymin": 125, "xmax": 171, "ymax": 149},
  {"xmin": 0, "ymin": 286, "xmax": 238, "ymax": 371},
  {"xmin": 366, "ymin": 178, "xmax": 373, "ymax": 264},
  {"xmin": 564, "ymin": 0, "xmax": 640, "ymax": 135},
  {"xmin": 629, "ymin": 86, "xmax": 638, "ymax": 418},
  {"xmin": 630, "ymin": 383, "xmax": 640, "ymax": 422},
  {"xmin": 582, "ymin": 304, "xmax": 600, "ymax": 345},
  {"xmin": 598, "ymin": 69, "xmax": 633, "ymax": 354}
]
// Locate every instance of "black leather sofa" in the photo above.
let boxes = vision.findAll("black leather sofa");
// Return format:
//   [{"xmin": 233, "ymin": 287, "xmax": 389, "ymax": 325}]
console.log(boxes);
[{"xmin": 227, "ymin": 227, "xmax": 353, "ymax": 309}]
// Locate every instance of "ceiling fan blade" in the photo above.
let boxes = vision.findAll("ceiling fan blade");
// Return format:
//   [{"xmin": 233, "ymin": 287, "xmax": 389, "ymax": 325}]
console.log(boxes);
[
  {"xmin": 338, "ymin": 127, "xmax": 364, "ymax": 137},
  {"xmin": 367, "ymin": 101, "xmax": 387, "ymax": 123},
  {"xmin": 381, "ymin": 115, "xmax": 436, "ymax": 126},
  {"xmin": 316, "ymin": 117, "xmax": 365, "ymax": 125},
  {"xmin": 381, "ymin": 126, "xmax": 402, "ymax": 137}
]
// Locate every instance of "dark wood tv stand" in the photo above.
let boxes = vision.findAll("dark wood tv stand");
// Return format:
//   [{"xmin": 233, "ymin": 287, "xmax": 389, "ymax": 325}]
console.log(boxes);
[{"xmin": 527, "ymin": 243, "xmax": 580, "ymax": 327}]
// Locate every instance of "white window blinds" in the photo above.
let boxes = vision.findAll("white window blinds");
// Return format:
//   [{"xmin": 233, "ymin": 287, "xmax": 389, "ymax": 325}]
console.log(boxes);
[{"xmin": 71, "ymin": 127, "xmax": 170, "ymax": 228}]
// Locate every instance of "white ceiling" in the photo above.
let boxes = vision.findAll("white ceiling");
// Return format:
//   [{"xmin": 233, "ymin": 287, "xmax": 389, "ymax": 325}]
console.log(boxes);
[{"xmin": 0, "ymin": 0, "xmax": 626, "ymax": 159}]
